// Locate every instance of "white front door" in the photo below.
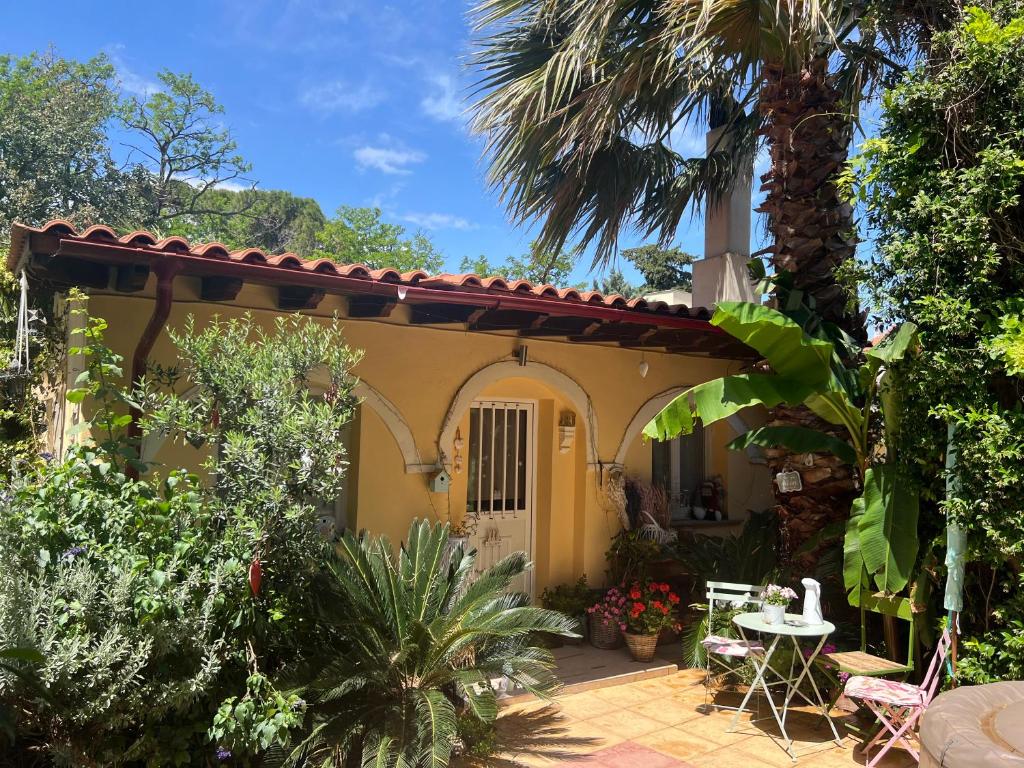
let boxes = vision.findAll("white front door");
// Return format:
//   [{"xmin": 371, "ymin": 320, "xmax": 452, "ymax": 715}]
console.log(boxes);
[{"xmin": 466, "ymin": 400, "xmax": 535, "ymax": 596}]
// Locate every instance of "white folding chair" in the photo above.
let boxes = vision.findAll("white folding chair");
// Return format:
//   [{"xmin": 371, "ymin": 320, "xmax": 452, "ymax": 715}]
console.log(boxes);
[{"xmin": 701, "ymin": 581, "xmax": 766, "ymax": 713}]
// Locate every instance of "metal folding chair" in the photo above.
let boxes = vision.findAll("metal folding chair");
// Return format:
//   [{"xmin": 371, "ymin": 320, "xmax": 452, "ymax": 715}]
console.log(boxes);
[
  {"xmin": 701, "ymin": 580, "xmax": 765, "ymax": 713},
  {"xmin": 844, "ymin": 628, "xmax": 952, "ymax": 767}
]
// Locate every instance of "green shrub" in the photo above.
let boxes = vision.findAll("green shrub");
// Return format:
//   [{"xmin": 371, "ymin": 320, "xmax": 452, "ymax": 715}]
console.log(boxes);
[
  {"xmin": 0, "ymin": 308, "xmax": 360, "ymax": 764},
  {"xmin": 540, "ymin": 575, "xmax": 591, "ymax": 616},
  {"xmin": 852, "ymin": 2, "xmax": 1024, "ymax": 682}
]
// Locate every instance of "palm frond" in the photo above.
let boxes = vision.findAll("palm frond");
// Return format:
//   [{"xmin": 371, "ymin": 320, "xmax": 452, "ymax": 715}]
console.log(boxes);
[{"xmin": 291, "ymin": 520, "xmax": 577, "ymax": 765}]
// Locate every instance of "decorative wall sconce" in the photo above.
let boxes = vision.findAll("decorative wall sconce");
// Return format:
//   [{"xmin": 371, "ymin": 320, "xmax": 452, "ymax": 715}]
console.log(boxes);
[
  {"xmin": 558, "ymin": 411, "xmax": 576, "ymax": 454},
  {"xmin": 453, "ymin": 428, "xmax": 464, "ymax": 473}
]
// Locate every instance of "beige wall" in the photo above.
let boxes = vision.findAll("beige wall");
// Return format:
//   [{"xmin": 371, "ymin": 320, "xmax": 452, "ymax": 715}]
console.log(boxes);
[{"xmin": 64, "ymin": 275, "xmax": 774, "ymax": 595}]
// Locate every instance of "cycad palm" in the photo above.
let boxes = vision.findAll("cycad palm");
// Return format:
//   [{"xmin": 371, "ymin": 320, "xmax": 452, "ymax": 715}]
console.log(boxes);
[
  {"xmin": 471, "ymin": 0, "xmax": 938, "ymax": 338},
  {"xmin": 286, "ymin": 520, "xmax": 575, "ymax": 768}
]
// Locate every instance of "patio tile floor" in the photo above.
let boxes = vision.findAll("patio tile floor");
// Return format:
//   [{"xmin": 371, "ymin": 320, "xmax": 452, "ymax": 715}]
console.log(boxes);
[{"xmin": 456, "ymin": 666, "xmax": 917, "ymax": 768}]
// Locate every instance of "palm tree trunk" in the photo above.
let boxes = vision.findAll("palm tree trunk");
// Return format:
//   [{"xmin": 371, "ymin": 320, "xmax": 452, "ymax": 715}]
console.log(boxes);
[
  {"xmin": 758, "ymin": 56, "xmax": 862, "ymax": 340},
  {"xmin": 757, "ymin": 57, "xmax": 864, "ymax": 569}
]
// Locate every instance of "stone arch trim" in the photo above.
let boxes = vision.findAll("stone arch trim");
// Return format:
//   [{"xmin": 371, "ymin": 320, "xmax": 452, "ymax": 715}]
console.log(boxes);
[
  {"xmin": 612, "ymin": 388, "xmax": 764, "ymax": 467},
  {"xmin": 613, "ymin": 387, "xmax": 687, "ymax": 467},
  {"xmin": 438, "ymin": 359, "xmax": 599, "ymax": 466},
  {"xmin": 352, "ymin": 381, "xmax": 432, "ymax": 474}
]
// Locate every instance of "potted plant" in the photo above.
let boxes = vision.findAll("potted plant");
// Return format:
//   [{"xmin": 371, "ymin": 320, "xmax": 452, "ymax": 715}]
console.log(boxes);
[
  {"xmin": 759, "ymin": 584, "xmax": 798, "ymax": 624},
  {"xmin": 540, "ymin": 575, "xmax": 591, "ymax": 645},
  {"xmin": 587, "ymin": 587, "xmax": 627, "ymax": 649},
  {"xmin": 622, "ymin": 581, "xmax": 681, "ymax": 662}
]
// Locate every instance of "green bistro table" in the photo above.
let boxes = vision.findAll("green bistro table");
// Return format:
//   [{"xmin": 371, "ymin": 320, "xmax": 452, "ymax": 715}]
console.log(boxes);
[{"xmin": 729, "ymin": 612, "xmax": 843, "ymax": 761}]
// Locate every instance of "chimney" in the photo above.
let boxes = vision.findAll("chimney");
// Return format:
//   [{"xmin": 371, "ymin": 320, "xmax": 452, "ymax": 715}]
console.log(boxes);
[{"xmin": 692, "ymin": 124, "xmax": 757, "ymax": 309}]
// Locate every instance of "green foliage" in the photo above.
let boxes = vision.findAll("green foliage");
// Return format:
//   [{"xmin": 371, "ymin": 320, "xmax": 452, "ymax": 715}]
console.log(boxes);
[
  {"xmin": 0, "ymin": 50, "xmax": 149, "ymax": 238},
  {"xmin": 120, "ymin": 70, "xmax": 251, "ymax": 223},
  {"xmin": 673, "ymin": 509, "xmax": 780, "ymax": 589},
  {"xmin": 605, "ymin": 530, "xmax": 664, "ymax": 585},
  {"xmin": 455, "ymin": 710, "xmax": 498, "ymax": 759},
  {"xmin": 0, "ymin": 308, "xmax": 360, "ymax": 764},
  {"xmin": 316, "ymin": 205, "xmax": 444, "ymax": 272},
  {"xmin": 958, "ymin": 576, "xmax": 1024, "ymax": 684},
  {"xmin": 210, "ymin": 673, "xmax": 306, "ymax": 757},
  {"xmin": 540, "ymin": 576, "xmax": 591, "ymax": 617},
  {"xmin": 853, "ymin": 2, "xmax": 1024, "ymax": 683},
  {"xmin": 591, "ymin": 269, "xmax": 639, "ymax": 298},
  {"xmin": 459, "ymin": 241, "xmax": 581, "ymax": 287},
  {"xmin": 284, "ymin": 520, "xmax": 576, "ymax": 767},
  {"xmin": 644, "ymin": 301, "xmax": 921, "ymax": 595},
  {"xmin": 169, "ymin": 187, "xmax": 327, "ymax": 256},
  {"xmin": 621, "ymin": 245, "xmax": 694, "ymax": 292}
]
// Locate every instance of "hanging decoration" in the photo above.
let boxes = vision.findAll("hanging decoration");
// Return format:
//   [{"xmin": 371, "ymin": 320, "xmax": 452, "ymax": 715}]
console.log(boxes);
[
  {"xmin": 2, "ymin": 272, "xmax": 36, "ymax": 396},
  {"xmin": 774, "ymin": 463, "xmax": 803, "ymax": 493}
]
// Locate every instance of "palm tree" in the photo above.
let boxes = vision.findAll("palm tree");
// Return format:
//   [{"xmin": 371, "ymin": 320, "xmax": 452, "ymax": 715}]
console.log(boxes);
[
  {"xmin": 284, "ymin": 520, "xmax": 575, "ymax": 768},
  {"xmin": 470, "ymin": 0, "xmax": 939, "ymax": 563},
  {"xmin": 472, "ymin": 1, "xmax": 936, "ymax": 336}
]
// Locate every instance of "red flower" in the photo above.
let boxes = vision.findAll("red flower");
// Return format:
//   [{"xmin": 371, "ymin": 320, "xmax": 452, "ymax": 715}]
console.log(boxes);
[
  {"xmin": 629, "ymin": 588, "xmax": 642, "ymax": 600},
  {"xmin": 668, "ymin": 593, "xmax": 680, "ymax": 604},
  {"xmin": 633, "ymin": 602, "xmax": 646, "ymax": 613},
  {"xmin": 652, "ymin": 600, "xmax": 663, "ymax": 610},
  {"xmin": 659, "ymin": 583, "xmax": 670, "ymax": 593}
]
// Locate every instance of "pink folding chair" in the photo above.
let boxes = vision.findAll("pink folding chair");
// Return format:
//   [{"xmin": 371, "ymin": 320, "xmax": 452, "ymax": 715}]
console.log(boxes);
[{"xmin": 843, "ymin": 628, "xmax": 952, "ymax": 767}]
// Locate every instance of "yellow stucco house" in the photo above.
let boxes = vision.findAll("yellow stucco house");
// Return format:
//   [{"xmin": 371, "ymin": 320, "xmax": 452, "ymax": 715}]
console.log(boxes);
[{"xmin": 7, "ymin": 214, "xmax": 773, "ymax": 598}]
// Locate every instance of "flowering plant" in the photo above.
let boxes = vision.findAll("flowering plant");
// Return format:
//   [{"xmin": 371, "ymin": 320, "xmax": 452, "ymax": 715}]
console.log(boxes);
[
  {"xmin": 587, "ymin": 586, "xmax": 627, "ymax": 630},
  {"xmin": 622, "ymin": 581, "xmax": 681, "ymax": 636},
  {"xmin": 760, "ymin": 584, "xmax": 799, "ymax": 606}
]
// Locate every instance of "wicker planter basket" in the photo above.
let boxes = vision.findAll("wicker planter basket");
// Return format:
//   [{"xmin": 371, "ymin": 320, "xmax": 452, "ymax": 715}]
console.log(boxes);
[
  {"xmin": 589, "ymin": 615, "xmax": 623, "ymax": 649},
  {"xmin": 624, "ymin": 632, "xmax": 659, "ymax": 662}
]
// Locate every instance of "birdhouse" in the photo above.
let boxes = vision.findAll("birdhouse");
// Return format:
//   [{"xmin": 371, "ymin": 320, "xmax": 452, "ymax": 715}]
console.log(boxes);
[{"xmin": 429, "ymin": 469, "xmax": 451, "ymax": 493}]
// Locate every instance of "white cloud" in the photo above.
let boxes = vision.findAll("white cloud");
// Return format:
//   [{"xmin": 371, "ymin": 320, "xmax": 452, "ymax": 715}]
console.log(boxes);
[
  {"xmin": 421, "ymin": 73, "xmax": 464, "ymax": 123},
  {"xmin": 300, "ymin": 80, "xmax": 386, "ymax": 113},
  {"xmin": 668, "ymin": 123, "xmax": 707, "ymax": 156},
  {"xmin": 104, "ymin": 45, "xmax": 159, "ymax": 97},
  {"xmin": 401, "ymin": 212, "xmax": 474, "ymax": 231},
  {"xmin": 353, "ymin": 143, "xmax": 426, "ymax": 175}
]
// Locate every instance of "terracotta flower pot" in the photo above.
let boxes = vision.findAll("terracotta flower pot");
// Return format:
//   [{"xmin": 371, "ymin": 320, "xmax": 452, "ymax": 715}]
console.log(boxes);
[{"xmin": 624, "ymin": 632, "xmax": 659, "ymax": 662}]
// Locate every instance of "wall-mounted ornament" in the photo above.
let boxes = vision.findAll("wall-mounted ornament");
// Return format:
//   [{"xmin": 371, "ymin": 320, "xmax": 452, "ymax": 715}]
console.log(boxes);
[
  {"xmin": 774, "ymin": 467, "xmax": 803, "ymax": 493},
  {"xmin": 638, "ymin": 351, "xmax": 649, "ymax": 378},
  {"xmin": 558, "ymin": 410, "xmax": 576, "ymax": 454},
  {"xmin": 453, "ymin": 428, "xmax": 464, "ymax": 473}
]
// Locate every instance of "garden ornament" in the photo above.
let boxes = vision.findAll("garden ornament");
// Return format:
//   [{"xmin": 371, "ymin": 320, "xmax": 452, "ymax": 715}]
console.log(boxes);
[{"xmin": 801, "ymin": 577, "xmax": 823, "ymax": 626}]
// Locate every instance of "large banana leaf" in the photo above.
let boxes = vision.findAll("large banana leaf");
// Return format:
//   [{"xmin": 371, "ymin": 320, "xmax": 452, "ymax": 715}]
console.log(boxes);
[
  {"xmin": 712, "ymin": 301, "xmax": 834, "ymax": 385},
  {"xmin": 643, "ymin": 372, "xmax": 817, "ymax": 440},
  {"xmin": 843, "ymin": 496, "xmax": 867, "ymax": 595},
  {"xmin": 865, "ymin": 322, "xmax": 919, "ymax": 370},
  {"xmin": 857, "ymin": 465, "xmax": 920, "ymax": 594},
  {"xmin": 728, "ymin": 425, "xmax": 858, "ymax": 465}
]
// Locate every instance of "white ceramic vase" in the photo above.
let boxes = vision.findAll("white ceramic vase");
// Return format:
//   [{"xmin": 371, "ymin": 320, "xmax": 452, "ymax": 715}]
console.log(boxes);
[{"xmin": 762, "ymin": 603, "xmax": 786, "ymax": 625}]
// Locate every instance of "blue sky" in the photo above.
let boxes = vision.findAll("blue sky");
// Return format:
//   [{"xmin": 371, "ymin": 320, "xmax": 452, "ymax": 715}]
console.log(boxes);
[{"xmin": 2, "ymin": 0, "xmax": 780, "ymax": 286}]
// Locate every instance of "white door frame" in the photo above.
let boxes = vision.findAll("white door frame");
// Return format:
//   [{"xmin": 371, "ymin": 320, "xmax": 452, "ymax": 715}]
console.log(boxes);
[{"xmin": 468, "ymin": 398, "xmax": 538, "ymax": 598}]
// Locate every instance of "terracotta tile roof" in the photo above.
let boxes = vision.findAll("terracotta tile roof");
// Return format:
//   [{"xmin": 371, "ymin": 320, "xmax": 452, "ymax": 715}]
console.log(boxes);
[{"xmin": 8, "ymin": 219, "xmax": 712, "ymax": 320}]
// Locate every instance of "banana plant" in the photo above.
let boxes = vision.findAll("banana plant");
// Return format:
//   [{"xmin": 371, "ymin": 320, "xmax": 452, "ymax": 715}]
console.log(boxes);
[{"xmin": 644, "ymin": 301, "xmax": 919, "ymax": 596}]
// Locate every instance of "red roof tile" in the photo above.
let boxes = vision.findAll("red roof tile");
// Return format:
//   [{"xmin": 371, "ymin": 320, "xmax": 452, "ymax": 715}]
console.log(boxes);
[{"xmin": 6, "ymin": 219, "xmax": 720, "ymax": 331}]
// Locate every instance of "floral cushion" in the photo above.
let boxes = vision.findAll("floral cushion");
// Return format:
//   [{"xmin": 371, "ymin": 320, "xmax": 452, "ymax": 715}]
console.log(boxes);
[
  {"xmin": 844, "ymin": 674, "xmax": 925, "ymax": 707},
  {"xmin": 702, "ymin": 634, "xmax": 764, "ymax": 658}
]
